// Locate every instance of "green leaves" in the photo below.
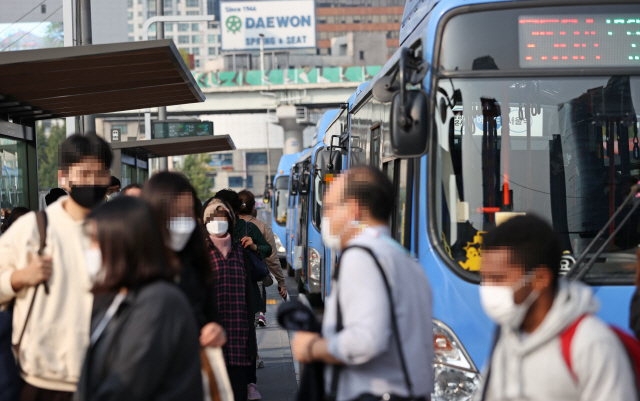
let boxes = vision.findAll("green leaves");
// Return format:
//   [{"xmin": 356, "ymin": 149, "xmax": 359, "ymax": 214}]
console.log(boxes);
[
  {"xmin": 37, "ymin": 122, "xmax": 66, "ymax": 191},
  {"xmin": 177, "ymin": 153, "xmax": 214, "ymax": 202}
]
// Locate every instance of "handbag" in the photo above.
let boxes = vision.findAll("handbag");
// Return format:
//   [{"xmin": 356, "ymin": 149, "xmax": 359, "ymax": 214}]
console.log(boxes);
[
  {"xmin": 0, "ymin": 211, "xmax": 48, "ymax": 401},
  {"xmin": 327, "ymin": 245, "xmax": 418, "ymax": 401},
  {"xmin": 243, "ymin": 223, "xmax": 269, "ymax": 282},
  {"xmin": 201, "ymin": 347, "xmax": 234, "ymax": 401}
]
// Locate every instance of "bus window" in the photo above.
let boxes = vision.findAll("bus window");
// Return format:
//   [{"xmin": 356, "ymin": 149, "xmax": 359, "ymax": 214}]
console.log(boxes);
[
  {"xmin": 434, "ymin": 75, "xmax": 640, "ymax": 283},
  {"xmin": 273, "ymin": 176, "xmax": 289, "ymax": 226},
  {"xmin": 370, "ymin": 125, "xmax": 381, "ymax": 168},
  {"xmin": 395, "ymin": 159, "xmax": 409, "ymax": 246},
  {"xmin": 0, "ymin": 138, "xmax": 28, "ymax": 211}
]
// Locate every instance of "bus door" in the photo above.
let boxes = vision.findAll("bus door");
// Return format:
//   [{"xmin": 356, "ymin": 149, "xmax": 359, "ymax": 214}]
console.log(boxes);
[{"xmin": 383, "ymin": 158, "xmax": 414, "ymax": 249}]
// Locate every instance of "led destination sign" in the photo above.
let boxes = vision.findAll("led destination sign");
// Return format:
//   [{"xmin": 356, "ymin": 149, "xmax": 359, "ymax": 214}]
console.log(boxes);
[{"xmin": 519, "ymin": 15, "xmax": 640, "ymax": 68}]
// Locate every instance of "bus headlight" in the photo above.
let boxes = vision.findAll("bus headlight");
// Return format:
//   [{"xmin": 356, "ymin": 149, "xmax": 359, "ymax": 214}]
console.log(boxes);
[
  {"xmin": 309, "ymin": 247, "xmax": 321, "ymax": 281},
  {"xmin": 274, "ymin": 234, "xmax": 286, "ymax": 254},
  {"xmin": 432, "ymin": 319, "xmax": 481, "ymax": 401}
]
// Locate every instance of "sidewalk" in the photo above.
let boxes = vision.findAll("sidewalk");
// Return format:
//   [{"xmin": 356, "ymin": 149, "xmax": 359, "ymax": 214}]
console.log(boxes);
[{"xmin": 255, "ymin": 283, "xmax": 299, "ymax": 401}]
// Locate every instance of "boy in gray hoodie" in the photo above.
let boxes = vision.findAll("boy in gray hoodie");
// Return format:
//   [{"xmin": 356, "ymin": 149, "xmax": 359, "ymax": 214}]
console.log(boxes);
[{"xmin": 477, "ymin": 214, "xmax": 637, "ymax": 401}]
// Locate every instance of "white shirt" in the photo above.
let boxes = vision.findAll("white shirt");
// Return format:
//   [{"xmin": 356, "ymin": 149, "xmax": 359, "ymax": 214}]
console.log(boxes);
[{"xmin": 322, "ymin": 226, "xmax": 434, "ymax": 400}]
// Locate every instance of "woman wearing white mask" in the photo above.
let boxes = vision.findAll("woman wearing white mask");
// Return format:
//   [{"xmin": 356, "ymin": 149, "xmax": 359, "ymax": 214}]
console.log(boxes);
[
  {"xmin": 142, "ymin": 172, "xmax": 226, "ymax": 349},
  {"xmin": 77, "ymin": 196, "xmax": 203, "ymax": 401},
  {"xmin": 203, "ymin": 201, "xmax": 256, "ymax": 401}
]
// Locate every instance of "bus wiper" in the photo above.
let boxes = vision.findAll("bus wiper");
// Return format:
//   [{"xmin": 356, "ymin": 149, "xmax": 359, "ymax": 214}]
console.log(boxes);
[{"xmin": 566, "ymin": 182, "xmax": 640, "ymax": 281}]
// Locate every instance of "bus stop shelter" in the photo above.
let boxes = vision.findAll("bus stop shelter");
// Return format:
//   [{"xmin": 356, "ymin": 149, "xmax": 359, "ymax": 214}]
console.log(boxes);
[{"xmin": 0, "ymin": 39, "xmax": 233, "ymax": 210}]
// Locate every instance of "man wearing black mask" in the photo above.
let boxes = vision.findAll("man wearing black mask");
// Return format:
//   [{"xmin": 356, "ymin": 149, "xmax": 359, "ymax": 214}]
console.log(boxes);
[{"xmin": 0, "ymin": 133, "xmax": 112, "ymax": 401}]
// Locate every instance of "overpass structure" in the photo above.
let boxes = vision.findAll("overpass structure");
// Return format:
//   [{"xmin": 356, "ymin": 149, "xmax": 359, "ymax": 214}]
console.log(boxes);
[
  {"xmin": 107, "ymin": 64, "xmax": 379, "ymax": 153},
  {"xmin": 166, "ymin": 65, "xmax": 380, "ymax": 114}
]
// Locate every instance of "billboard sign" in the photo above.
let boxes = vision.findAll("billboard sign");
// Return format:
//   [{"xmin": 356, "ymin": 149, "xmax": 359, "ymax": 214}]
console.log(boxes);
[{"xmin": 220, "ymin": 0, "xmax": 316, "ymax": 51}]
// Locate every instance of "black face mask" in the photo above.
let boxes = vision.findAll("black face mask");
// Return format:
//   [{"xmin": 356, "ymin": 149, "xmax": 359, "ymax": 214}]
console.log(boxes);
[{"xmin": 69, "ymin": 185, "xmax": 108, "ymax": 209}]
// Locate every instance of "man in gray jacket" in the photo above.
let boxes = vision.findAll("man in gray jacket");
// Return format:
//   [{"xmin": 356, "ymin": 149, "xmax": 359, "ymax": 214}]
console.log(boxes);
[
  {"xmin": 478, "ymin": 214, "xmax": 637, "ymax": 401},
  {"xmin": 292, "ymin": 166, "xmax": 433, "ymax": 401}
]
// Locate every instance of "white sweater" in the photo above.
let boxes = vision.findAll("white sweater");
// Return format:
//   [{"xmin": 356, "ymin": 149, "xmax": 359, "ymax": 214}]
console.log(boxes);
[
  {"xmin": 480, "ymin": 280, "xmax": 637, "ymax": 401},
  {"xmin": 0, "ymin": 197, "xmax": 93, "ymax": 392}
]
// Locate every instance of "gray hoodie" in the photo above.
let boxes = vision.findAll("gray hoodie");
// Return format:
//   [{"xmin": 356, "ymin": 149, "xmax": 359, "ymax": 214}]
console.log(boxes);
[{"xmin": 479, "ymin": 280, "xmax": 637, "ymax": 401}]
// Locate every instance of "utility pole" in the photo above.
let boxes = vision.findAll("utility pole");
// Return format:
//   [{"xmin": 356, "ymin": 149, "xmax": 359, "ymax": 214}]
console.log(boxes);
[
  {"xmin": 156, "ymin": 0, "xmax": 168, "ymax": 171},
  {"xmin": 63, "ymin": 0, "xmax": 75, "ymax": 137},
  {"xmin": 259, "ymin": 33, "xmax": 265, "ymax": 85},
  {"xmin": 77, "ymin": 0, "xmax": 95, "ymax": 133}
]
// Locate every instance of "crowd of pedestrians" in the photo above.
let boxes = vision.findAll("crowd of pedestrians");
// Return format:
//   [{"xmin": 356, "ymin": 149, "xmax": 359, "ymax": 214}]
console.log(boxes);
[
  {"xmin": 2, "ymin": 132, "xmax": 640, "ymax": 401},
  {"xmin": 0, "ymin": 133, "xmax": 283, "ymax": 401}
]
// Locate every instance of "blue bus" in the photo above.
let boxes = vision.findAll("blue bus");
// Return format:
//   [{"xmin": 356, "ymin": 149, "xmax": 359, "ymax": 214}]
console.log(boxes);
[
  {"xmin": 288, "ymin": 109, "xmax": 341, "ymax": 303},
  {"xmin": 337, "ymin": 0, "xmax": 640, "ymax": 398},
  {"xmin": 272, "ymin": 152, "xmax": 304, "ymax": 273}
]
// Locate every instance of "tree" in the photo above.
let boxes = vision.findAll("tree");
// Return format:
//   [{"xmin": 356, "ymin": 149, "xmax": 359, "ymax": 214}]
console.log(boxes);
[
  {"xmin": 177, "ymin": 153, "xmax": 214, "ymax": 202},
  {"xmin": 37, "ymin": 122, "xmax": 66, "ymax": 191}
]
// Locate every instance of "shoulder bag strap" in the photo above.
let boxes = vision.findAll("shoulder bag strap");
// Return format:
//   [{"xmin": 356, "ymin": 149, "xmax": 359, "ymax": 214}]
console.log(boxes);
[
  {"xmin": 14, "ymin": 211, "xmax": 48, "ymax": 369},
  {"xmin": 329, "ymin": 245, "xmax": 415, "ymax": 400}
]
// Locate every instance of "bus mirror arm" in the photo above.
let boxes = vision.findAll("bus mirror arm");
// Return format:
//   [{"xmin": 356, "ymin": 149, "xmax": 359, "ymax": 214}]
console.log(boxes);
[{"xmin": 566, "ymin": 182, "xmax": 640, "ymax": 281}]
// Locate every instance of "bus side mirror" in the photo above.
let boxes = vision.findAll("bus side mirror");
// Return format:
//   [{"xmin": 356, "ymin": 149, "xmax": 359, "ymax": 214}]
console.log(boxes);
[
  {"xmin": 390, "ymin": 47, "xmax": 430, "ymax": 157},
  {"xmin": 290, "ymin": 174, "xmax": 299, "ymax": 196},
  {"xmin": 390, "ymin": 90, "xmax": 429, "ymax": 156},
  {"xmin": 299, "ymin": 172, "xmax": 311, "ymax": 195}
]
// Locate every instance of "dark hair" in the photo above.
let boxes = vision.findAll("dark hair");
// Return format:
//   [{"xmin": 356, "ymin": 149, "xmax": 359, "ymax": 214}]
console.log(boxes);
[
  {"xmin": 87, "ymin": 197, "xmax": 173, "ymax": 292},
  {"xmin": 483, "ymin": 214, "xmax": 562, "ymax": 289},
  {"xmin": 109, "ymin": 176, "xmax": 121, "ymax": 188},
  {"xmin": 342, "ymin": 166, "xmax": 394, "ymax": 222},
  {"xmin": 59, "ymin": 133, "xmax": 112, "ymax": 172},
  {"xmin": 45, "ymin": 188, "xmax": 67, "ymax": 206},
  {"xmin": 238, "ymin": 190, "xmax": 255, "ymax": 216},
  {"xmin": 2, "ymin": 207, "xmax": 29, "ymax": 232},
  {"xmin": 214, "ymin": 189, "xmax": 241, "ymax": 213},
  {"xmin": 142, "ymin": 171, "xmax": 212, "ymax": 282}
]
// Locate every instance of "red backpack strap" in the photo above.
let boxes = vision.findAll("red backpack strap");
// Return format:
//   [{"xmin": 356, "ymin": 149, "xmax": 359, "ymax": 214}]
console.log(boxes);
[{"xmin": 560, "ymin": 314, "xmax": 589, "ymax": 383}]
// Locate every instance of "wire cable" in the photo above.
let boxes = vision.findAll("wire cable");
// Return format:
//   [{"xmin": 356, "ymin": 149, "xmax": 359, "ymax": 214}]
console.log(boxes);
[
  {"xmin": 1, "ymin": 5, "xmax": 63, "ymax": 52},
  {"xmin": 0, "ymin": 0, "xmax": 48, "ymax": 37}
]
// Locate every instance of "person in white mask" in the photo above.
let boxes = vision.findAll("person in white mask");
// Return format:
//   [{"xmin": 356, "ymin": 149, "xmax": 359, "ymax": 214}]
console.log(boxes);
[
  {"xmin": 291, "ymin": 166, "xmax": 433, "ymax": 401},
  {"xmin": 477, "ymin": 214, "xmax": 637, "ymax": 401},
  {"xmin": 203, "ymin": 201, "xmax": 257, "ymax": 401},
  {"xmin": 141, "ymin": 172, "xmax": 226, "ymax": 349}
]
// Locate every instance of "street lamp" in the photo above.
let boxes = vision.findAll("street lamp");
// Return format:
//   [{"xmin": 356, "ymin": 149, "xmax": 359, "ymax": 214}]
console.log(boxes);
[{"xmin": 259, "ymin": 33, "xmax": 265, "ymax": 85}]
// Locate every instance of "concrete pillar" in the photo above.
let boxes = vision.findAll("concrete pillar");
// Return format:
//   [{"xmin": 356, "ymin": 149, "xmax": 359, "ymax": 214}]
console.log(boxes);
[{"xmin": 276, "ymin": 105, "xmax": 303, "ymax": 154}]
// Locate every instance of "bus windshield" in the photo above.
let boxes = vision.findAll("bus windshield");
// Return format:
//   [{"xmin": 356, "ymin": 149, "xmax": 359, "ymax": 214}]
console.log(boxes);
[
  {"xmin": 274, "ymin": 176, "xmax": 289, "ymax": 226},
  {"xmin": 435, "ymin": 76, "xmax": 640, "ymax": 284}
]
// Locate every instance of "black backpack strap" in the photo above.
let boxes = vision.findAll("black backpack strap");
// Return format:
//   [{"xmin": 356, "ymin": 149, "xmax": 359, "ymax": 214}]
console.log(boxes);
[
  {"xmin": 328, "ymin": 245, "xmax": 415, "ymax": 400},
  {"xmin": 14, "ymin": 211, "xmax": 48, "ymax": 371}
]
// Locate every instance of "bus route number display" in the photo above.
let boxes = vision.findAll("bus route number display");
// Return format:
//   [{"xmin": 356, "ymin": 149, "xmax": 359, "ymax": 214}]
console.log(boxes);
[
  {"xmin": 519, "ymin": 15, "xmax": 640, "ymax": 68},
  {"xmin": 153, "ymin": 122, "xmax": 213, "ymax": 139}
]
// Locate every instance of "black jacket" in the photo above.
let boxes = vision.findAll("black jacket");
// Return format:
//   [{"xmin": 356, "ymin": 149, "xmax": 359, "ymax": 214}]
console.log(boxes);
[{"xmin": 77, "ymin": 281, "xmax": 203, "ymax": 401}]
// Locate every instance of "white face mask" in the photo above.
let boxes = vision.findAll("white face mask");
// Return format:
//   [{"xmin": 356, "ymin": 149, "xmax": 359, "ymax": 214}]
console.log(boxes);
[
  {"xmin": 85, "ymin": 247, "xmax": 103, "ymax": 283},
  {"xmin": 321, "ymin": 216, "xmax": 345, "ymax": 252},
  {"xmin": 168, "ymin": 217, "xmax": 197, "ymax": 252},
  {"xmin": 479, "ymin": 274, "xmax": 539, "ymax": 330},
  {"xmin": 206, "ymin": 220, "xmax": 229, "ymax": 236}
]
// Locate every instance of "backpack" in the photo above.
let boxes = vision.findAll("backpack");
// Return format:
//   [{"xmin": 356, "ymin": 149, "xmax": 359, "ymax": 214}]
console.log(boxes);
[
  {"xmin": 560, "ymin": 314, "xmax": 640, "ymax": 396},
  {"xmin": 242, "ymin": 223, "xmax": 269, "ymax": 282},
  {"xmin": 0, "ymin": 211, "xmax": 48, "ymax": 401}
]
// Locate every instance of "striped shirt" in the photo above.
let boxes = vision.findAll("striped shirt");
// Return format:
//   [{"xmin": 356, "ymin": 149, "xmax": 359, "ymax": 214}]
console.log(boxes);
[{"xmin": 210, "ymin": 242, "xmax": 251, "ymax": 366}]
